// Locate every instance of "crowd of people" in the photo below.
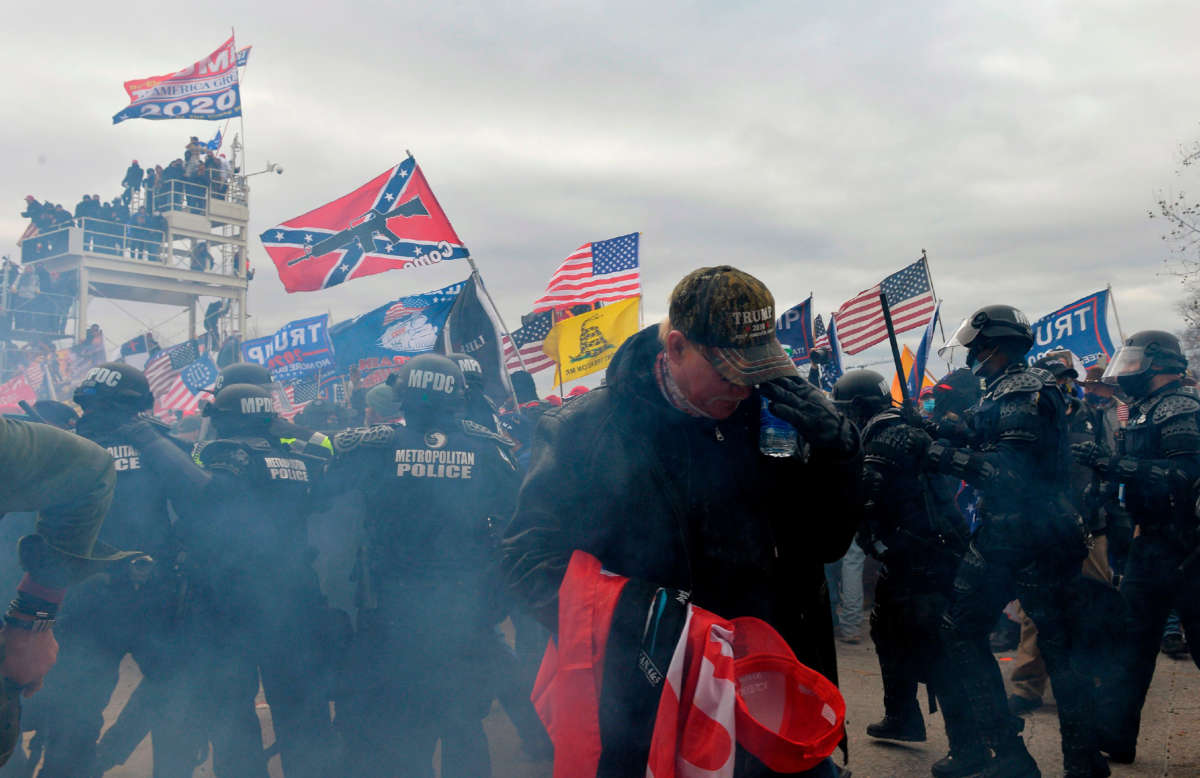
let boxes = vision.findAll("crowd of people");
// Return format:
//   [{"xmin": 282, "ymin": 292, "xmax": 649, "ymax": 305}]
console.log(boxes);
[
  {"xmin": 17, "ymin": 136, "xmax": 236, "ymax": 265},
  {"xmin": 1, "ymin": 257, "xmax": 77, "ymax": 335},
  {"xmin": 0, "ymin": 264, "xmax": 1196, "ymax": 778}
]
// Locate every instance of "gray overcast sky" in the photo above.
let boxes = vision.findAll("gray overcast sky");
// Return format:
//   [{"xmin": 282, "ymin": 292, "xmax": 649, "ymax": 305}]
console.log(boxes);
[{"xmin": 5, "ymin": 0, "xmax": 1200, "ymax": 387}]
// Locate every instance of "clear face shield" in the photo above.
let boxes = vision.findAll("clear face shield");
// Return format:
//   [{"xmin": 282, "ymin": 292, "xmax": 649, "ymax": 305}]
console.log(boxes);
[
  {"xmin": 937, "ymin": 317, "xmax": 983, "ymax": 360},
  {"xmin": 1100, "ymin": 346, "xmax": 1152, "ymax": 386}
]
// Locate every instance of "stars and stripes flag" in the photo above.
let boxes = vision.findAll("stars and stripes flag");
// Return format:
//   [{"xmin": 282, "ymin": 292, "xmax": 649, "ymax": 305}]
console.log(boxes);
[
  {"xmin": 813, "ymin": 314, "xmax": 830, "ymax": 350},
  {"xmin": 834, "ymin": 258, "xmax": 937, "ymax": 355},
  {"xmin": 502, "ymin": 310, "xmax": 555, "ymax": 374},
  {"xmin": 531, "ymin": 232, "xmax": 640, "ymax": 313},
  {"xmin": 259, "ymin": 156, "xmax": 468, "ymax": 293},
  {"xmin": 144, "ymin": 340, "xmax": 212, "ymax": 418},
  {"xmin": 278, "ymin": 380, "xmax": 318, "ymax": 420}
]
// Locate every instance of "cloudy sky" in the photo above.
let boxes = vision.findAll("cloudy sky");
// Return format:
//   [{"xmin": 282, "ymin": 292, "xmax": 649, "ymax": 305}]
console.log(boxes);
[{"xmin": 6, "ymin": 0, "xmax": 1200, "ymax": 385}]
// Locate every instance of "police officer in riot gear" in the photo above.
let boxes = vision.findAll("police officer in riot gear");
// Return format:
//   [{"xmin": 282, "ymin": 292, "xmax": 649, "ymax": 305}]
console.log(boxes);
[
  {"xmin": 178, "ymin": 382, "xmax": 334, "ymax": 778},
  {"xmin": 447, "ymin": 351, "xmax": 503, "ymax": 432},
  {"xmin": 835, "ymin": 370, "xmax": 975, "ymax": 774},
  {"xmin": 1073, "ymin": 330, "xmax": 1200, "ymax": 763},
  {"xmin": 208, "ymin": 362, "xmax": 334, "ymax": 460},
  {"xmin": 923, "ymin": 305, "xmax": 1105, "ymax": 778},
  {"xmin": 325, "ymin": 353, "xmax": 519, "ymax": 778},
  {"xmin": 36, "ymin": 363, "xmax": 206, "ymax": 777}
]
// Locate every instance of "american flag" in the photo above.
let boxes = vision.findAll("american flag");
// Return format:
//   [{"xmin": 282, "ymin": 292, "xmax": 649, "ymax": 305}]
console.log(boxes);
[
  {"xmin": 502, "ymin": 310, "xmax": 555, "ymax": 374},
  {"xmin": 23, "ymin": 361, "xmax": 45, "ymax": 390},
  {"xmin": 279, "ymin": 380, "xmax": 318, "ymax": 420},
  {"xmin": 144, "ymin": 340, "xmax": 210, "ymax": 418},
  {"xmin": 813, "ymin": 314, "xmax": 829, "ymax": 350},
  {"xmin": 531, "ymin": 232, "xmax": 640, "ymax": 313},
  {"xmin": 834, "ymin": 259, "xmax": 936, "ymax": 355}
]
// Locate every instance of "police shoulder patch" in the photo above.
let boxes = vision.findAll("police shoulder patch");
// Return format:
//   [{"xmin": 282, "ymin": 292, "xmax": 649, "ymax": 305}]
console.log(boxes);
[
  {"xmin": 1151, "ymin": 393, "xmax": 1200, "ymax": 424},
  {"xmin": 992, "ymin": 371, "xmax": 1044, "ymax": 398},
  {"xmin": 332, "ymin": 425, "xmax": 396, "ymax": 455},
  {"xmin": 192, "ymin": 440, "xmax": 252, "ymax": 475},
  {"xmin": 461, "ymin": 418, "xmax": 513, "ymax": 446}
]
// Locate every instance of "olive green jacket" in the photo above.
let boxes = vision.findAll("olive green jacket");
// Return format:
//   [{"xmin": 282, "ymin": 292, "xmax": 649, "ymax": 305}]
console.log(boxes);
[{"xmin": 0, "ymin": 417, "xmax": 131, "ymax": 588}]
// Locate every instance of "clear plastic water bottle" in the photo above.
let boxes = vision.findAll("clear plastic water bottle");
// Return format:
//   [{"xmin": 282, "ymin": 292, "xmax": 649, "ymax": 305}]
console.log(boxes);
[{"xmin": 759, "ymin": 395, "xmax": 798, "ymax": 457}]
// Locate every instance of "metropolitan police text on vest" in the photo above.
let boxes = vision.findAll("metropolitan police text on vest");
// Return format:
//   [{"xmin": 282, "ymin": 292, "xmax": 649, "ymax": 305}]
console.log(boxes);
[{"xmin": 395, "ymin": 448, "xmax": 475, "ymax": 478}]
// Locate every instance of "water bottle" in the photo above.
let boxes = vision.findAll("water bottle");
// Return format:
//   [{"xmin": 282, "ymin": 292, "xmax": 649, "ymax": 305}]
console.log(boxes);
[{"xmin": 759, "ymin": 395, "xmax": 798, "ymax": 457}]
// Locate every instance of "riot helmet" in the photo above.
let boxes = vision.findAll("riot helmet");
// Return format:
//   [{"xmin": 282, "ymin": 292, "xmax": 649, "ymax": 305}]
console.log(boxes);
[
  {"xmin": 831, "ymin": 369, "xmax": 892, "ymax": 427},
  {"xmin": 393, "ymin": 354, "xmax": 465, "ymax": 428},
  {"xmin": 446, "ymin": 352, "xmax": 484, "ymax": 391},
  {"xmin": 213, "ymin": 362, "xmax": 273, "ymax": 393},
  {"xmin": 1101, "ymin": 330, "xmax": 1187, "ymax": 399},
  {"xmin": 73, "ymin": 362, "xmax": 154, "ymax": 413},
  {"xmin": 940, "ymin": 305, "xmax": 1034, "ymax": 376},
  {"xmin": 203, "ymin": 382, "xmax": 277, "ymax": 433}
]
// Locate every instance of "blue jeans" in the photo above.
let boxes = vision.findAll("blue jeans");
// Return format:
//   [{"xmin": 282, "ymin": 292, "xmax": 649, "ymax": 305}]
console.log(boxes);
[{"xmin": 824, "ymin": 541, "xmax": 865, "ymax": 632}]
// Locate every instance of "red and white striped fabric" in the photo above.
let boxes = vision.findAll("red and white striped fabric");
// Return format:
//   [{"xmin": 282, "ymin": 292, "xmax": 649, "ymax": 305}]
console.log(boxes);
[
  {"xmin": 503, "ymin": 335, "xmax": 555, "ymax": 373},
  {"xmin": 23, "ymin": 361, "xmax": 45, "ymax": 390},
  {"xmin": 834, "ymin": 259, "xmax": 936, "ymax": 355},
  {"xmin": 144, "ymin": 349, "xmax": 203, "ymax": 418},
  {"xmin": 1116, "ymin": 401, "xmax": 1130, "ymax": 426},
  {"xmin": 502, "ymin": 310, "xmax": 555, "ymax": 374},
  {"xmin": 530, "ymin": 232, "xmax": 640, "ymax": 313},
  {"xmin": 277, "ymin": 385, "xmax": 313, "ymax": 421}
]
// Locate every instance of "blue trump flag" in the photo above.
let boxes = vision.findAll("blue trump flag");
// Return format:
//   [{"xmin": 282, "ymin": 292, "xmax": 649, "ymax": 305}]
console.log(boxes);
[
  {"xmin": 330, "ymin": 281, "xmax": 464, "ymax": 388},
  {"xmin": 242, "ymin": 314, "xmax": 336, "ymax": 382},
  {"xmin": 776, "ymin": 297, "xmax": 814, "ymax": 367},
  {"xmin": 908, "ymin": 302, "xmax": 940, "ymax": 398},
  {"xmin": 813, "ymin": 314, "xmax": 844, "ymax": 391},
  {"xmin": 1026, "ymin": 289, "xmax": 1116, "ymax": 367}
]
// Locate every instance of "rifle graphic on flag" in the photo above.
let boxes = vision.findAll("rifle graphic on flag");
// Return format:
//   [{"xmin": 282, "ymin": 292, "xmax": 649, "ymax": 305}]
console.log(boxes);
[{"xmin": 260, "ymin": 155, "xmax": 468, "ymax": 293}]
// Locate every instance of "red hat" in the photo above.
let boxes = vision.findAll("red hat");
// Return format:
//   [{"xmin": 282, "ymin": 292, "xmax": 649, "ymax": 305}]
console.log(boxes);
[
  {"xmin": 568, "ymin": 386, "xmax": 589, "ymax": 397},
  {"xmin": 24, "ymin": 195, "xmax": 35, "ymax": 201},
  {"xmin": 132, "ymin": 159, "xmax": 138, "ymax": 164},
  {"xmin": 544, "ymin": 394, "xmax": 563, "ymax": 406}
]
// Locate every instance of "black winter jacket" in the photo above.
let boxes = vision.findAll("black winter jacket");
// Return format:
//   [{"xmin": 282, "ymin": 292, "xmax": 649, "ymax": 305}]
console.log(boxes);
[{"xmin": 502, "ymin": 326, "xmax": 862, "ymax": 682}]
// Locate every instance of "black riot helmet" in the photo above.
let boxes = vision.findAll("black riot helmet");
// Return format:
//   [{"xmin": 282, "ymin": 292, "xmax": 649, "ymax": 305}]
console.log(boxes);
[
  {"xmin": 940, "ymin": 304, "xmax": 1034, "ymax": 375},
  {"xmin": 831, "ymin": 369, "xmax": 892, "ymax": 427},
  {"xmin": 393, "ymin": 354, "xmax": 465, "ymax": 428},
  {"xmin": 203, "ymin": 382, "xmax": 277, "ymax": 433},
  {"xmin": 73, "ymin": 362, "xmax": 154, "ymax": 413},
  {"xmin": 1101, "ymin": 330, "xmax": 1187, "ymax": 399},
  {"xmin": 446, "ymin": 352, "xmax": 485, "ymax": 391},
  {"xmin": 213, "ymin": 361, "xmax": 273, "ymax": 393}
]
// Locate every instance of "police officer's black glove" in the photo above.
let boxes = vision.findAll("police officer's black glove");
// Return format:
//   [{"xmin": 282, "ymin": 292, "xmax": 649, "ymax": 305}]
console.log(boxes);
[
  {"xmin": 865, "ymin": 423, "xmax": 932, "ymax": 475},
  {"xmin": 760, "ymin": 376, "xmax": 857, "ymax": 455},
  {"xmin": 1071, "ymin": 441, "xmax": 1114, "ymax": 472}
]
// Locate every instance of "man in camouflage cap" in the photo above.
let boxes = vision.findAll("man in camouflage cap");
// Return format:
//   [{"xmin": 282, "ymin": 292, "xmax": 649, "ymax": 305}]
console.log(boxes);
[{"xmin": 503, "ymin": 266, "xmax": 861, "ymax": 776}]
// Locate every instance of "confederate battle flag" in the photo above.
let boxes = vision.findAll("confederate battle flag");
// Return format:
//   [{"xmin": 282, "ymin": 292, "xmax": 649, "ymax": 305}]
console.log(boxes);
[{"xmin": 260, "ymin": 156, "xmax": 469, "ymax": 293}]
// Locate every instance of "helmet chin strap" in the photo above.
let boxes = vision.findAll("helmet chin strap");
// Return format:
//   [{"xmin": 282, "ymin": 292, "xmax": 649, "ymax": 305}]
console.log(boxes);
[{"xmin": 969, "ymin": 345, "xmax": 999, "ymax": 376}]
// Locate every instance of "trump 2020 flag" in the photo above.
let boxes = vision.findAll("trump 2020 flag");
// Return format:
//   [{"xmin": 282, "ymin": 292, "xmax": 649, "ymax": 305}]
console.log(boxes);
[
  {"xmin": 1026, "ymin": 290, "xmax": 1116, "ymax": 368},
  {"xmin": 260, "ymin": 156, "xmax": 469, "ymax": 293},
  {"xmin": 777, "ymin": 297, "xmax": 815, "ymax": 367},
  {"xmin": 113, "ymin": 36, "xmax": 241, "ymax": 124}
]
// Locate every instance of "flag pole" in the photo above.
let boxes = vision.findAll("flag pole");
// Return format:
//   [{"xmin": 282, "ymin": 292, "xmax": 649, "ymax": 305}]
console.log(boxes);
[
  {"xmin": 880, "ymin": 292, "xmax": 911, "ymax": 405},
  {"xmin": 1106, "ymin": 283, "xmax": 1127, "ymax": 343},
  {"xmin": 464, "ymin": 258, "xmax": 525, "ymax": 412},
  {"xmin": 466, "ymin": 258, "xmax": 530, "ymax": 375},
  {"xmin": 920, "ymin": 249, "xmax": 952, "ymax": 367}
]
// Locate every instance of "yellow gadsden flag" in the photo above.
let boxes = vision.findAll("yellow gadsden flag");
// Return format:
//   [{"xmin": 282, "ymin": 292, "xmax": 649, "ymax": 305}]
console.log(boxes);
[{"xmin": 543, "ymin": 296, "xmax": 641, "ymax": 387}]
